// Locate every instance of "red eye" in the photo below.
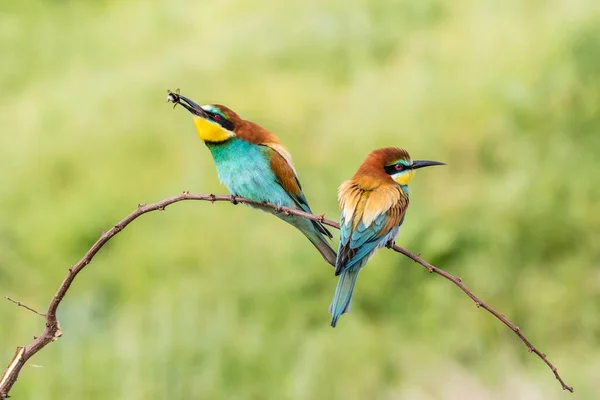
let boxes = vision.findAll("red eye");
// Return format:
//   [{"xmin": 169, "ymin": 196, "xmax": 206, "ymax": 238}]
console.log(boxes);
[
  {"xmin": 212, "ymin": 114, "xmax": 221, "ymax": 121},
  {"xmin": 395, "ymin": 164, "xmax": 403, "ymax": 171}
]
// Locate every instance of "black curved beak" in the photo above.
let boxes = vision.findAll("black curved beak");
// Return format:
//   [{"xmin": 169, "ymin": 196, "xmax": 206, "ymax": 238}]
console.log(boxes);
[
  {"xmin": 167, "ymin": 90, "xmax": 207, "ymax": 118},
  {"xmin": 411, "ymin": 160, "xmax": 446, "ymax": 170}
]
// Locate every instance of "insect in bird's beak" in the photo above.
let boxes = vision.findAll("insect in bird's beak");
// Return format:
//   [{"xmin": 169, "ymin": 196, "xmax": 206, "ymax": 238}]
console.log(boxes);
[
  {"xmin": 167, "ymin": 88, "xmax": 181, "ymax": 109},
  {"xmin": 166, "ymin": 88, "xmax": 207, "ymax": 117}
]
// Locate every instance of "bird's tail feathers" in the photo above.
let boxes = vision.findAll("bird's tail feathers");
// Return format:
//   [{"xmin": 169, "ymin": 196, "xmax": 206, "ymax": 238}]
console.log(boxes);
[
  {"xmin": 329, "ymin": 268, "xmax": 360, "ymax": 327},
  {"xmin": 305, "ymin": 231, "xmax": 337, "ymax": 266}
]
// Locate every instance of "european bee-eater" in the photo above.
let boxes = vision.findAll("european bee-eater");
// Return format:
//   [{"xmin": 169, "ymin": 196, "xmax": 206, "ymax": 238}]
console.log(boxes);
[
  {"xmin": 330, "ymin": 147, "xmax": 444, "ymax": 327},
  {"xmin": 168, "ymin": 90, "xmax": 336, "ymax": 265}
]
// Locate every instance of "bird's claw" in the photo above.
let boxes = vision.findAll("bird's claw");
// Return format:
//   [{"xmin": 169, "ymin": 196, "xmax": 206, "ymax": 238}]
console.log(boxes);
[
  {"xmin": 385, "ymin": 240, "xmax": 395, "ymax": 249},
  {"xmin": 230, "ymin": 195, "xmax": 238, "ymax": 205}
]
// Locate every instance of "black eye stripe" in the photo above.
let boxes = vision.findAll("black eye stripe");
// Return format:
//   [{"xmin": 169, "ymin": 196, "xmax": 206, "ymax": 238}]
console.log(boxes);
[
  {"xmin": 383, "ymin": 164, "xmax": 398, "ymax": 175},
  {"xmin": 207, "ymin": 111, "xmax": 221, "ymax": 121},
  {"xmin": 384, "ymin": 164, "xmax": 403, "ymax": 175},
  {"xmin": 207, "ymin": 111, "xmax": 235, "ymax": 131}
]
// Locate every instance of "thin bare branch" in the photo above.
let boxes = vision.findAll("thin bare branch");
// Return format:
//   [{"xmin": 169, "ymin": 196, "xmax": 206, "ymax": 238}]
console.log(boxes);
[
  {"xmin": 387, "ymin": 244, "xmax": 573, "ymax": 392},
  {"xmin": 0, "ymin": 192, "xmax": 574, "ymax": 398},
  {"xmin": 4, "ymin": 297, "xmax": 45, "ymax": 318}
]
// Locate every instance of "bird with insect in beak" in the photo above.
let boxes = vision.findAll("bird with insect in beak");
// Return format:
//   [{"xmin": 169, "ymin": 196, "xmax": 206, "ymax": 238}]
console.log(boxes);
[
  {"xmin": 330, "ymin": 147, "xmax": 444, "ymax": 327},
  {"xmin": 167, "ymin": 90, "xmax": 336, "ymax": 266}
]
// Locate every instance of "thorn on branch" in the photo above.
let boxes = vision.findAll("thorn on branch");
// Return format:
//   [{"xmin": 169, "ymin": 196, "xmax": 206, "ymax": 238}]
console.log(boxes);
[
  {"xmin": 157, "ymin": 205, "xmax": 165, "ymax": 211},
  {"xmin": 319, "ymin": 214, "xmax": 326, "ymax": 223},
  {"xmin": 208, "ymin": 194, "xmax": 216, "ymax": 203},
  {"xmin": 137, "ymin": 203, "xmax": 145, "ymax": 209},
  {"xmin": 475, "ymin": 302, "xmax": 482, "ymax": 308},
  {"xmin": 456, "ymin": 276, "xmax": 462, "ymax": 283},
  {"xmin": 68, "ymin": 266, "xmax": 74, "ymax": 273},
  {"xmin": 182, "ymin": 190, "xmax": 190, "ymax": 195},
  {"xmin": 114, "ymin": 225, "xmax": 122, "ymax": 232}
]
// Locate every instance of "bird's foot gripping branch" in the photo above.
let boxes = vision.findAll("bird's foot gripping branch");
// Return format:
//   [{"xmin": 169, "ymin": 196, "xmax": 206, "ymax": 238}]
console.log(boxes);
[{"xmin": 0, "ymin": 192, "xmax": 574, "ymax": 398}]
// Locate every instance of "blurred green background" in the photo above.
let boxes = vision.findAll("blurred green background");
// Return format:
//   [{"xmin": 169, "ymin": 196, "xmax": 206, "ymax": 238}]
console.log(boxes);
[{"xmin": 1, "ymin": 0, "xmax": 599, "ymax": 398}]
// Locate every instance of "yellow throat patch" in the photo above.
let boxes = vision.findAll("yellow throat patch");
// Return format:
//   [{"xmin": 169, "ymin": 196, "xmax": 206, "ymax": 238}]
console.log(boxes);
[
  {"xmin": 193, "ymin": 117, "xmax": 234, "ymax": 142},
  {"xmin": 394, "ymin": 170, "xmax": 414, "ymax": 185}
]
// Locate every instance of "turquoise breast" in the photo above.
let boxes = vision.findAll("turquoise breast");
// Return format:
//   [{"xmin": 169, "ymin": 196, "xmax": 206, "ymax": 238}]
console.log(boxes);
[{"xmin": 205, "ymin": 139, "xmax": 295, "ymax": 207}]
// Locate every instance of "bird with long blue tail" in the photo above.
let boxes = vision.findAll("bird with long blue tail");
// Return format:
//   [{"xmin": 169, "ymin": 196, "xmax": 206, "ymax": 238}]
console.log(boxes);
[
  {"xmin": 330, "ymin": 147, "xmax": 445, "ymax": 327},
  {"xmin": 167, "ymin": 90, "xmax": 336, "ymax": 266}
]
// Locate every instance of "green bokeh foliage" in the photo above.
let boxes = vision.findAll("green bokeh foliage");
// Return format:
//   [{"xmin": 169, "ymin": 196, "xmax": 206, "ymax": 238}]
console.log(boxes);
[{"xmin": 1, "ymin": 0, "xmax": 599, "ymax": 398}]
